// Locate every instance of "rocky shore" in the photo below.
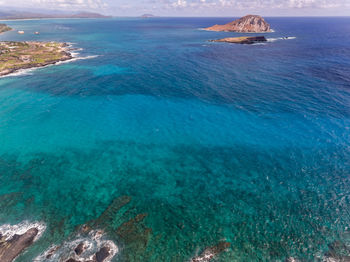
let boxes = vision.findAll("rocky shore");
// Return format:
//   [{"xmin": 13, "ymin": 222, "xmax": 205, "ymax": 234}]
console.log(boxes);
[
  {"xmin": 211, "ymin": 36, "xmax": 267, "ymax": 44},
  {"xmin": 0, "ymin": 24, "xmax": 12, "ymax": 34},
  {"xmin": 36, "ymin": 229, "xmax": 118, "ymax": 262},
  {"xmin": 0, "ymin": 195, "xmax": 232, "ymax": 262},
  {"xmin": 205, "ymin": 15, "xmax": 271, "ymax": 33},
  {"xmin": 0, "ymin": 41, "xmax": 74, "ymax": 77},
  {"xmin": 0, "ymin": 221, "xmax": 46, "ymax": 262},
  {"xmin": 0, "ymin": 221, "xmax": 118, "ymax": 262}
]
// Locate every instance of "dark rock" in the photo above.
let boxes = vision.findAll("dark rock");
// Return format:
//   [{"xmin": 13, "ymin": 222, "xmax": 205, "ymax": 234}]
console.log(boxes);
[
  {"xmin": 0, "ymin": 228, "xmax": 38, "ymax": 262},
  {"xmin": 95, "ymin": 246, "xmax": 110, "ymax": 262},
  {"xmin": 66, "ymin": 259, "xmax": 79, "ymax": 262},
  {"xmin": 45, "ymin": 245, "xmax": 60, "ymax": 259},
  {"xmin": 211, "ymin": 36, "xmax": 267, "ymax": 44},
  {"xmin": 74, "ymin": 242, "xmax": 85, "ymax": 255}
]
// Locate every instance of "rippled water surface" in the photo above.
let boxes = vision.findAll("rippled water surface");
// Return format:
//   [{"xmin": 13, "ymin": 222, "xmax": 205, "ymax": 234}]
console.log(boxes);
[{"xmin": 0, "ymin": 17, "xmax": 350, "ymax": 261}]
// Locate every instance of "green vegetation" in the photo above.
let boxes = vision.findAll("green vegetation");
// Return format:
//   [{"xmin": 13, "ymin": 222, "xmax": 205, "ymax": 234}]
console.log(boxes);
[{"xmin": 0, "ymin": 41, "xmax": 72, "ymax": 76}]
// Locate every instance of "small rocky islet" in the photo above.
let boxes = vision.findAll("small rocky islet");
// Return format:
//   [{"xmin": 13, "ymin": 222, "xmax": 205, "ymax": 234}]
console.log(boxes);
[
  {"xmin": 210, "ymin": 36, "xmax": 267, "ymax": 44},
  {"xmin": 0, "ymin": 24, "xmax": 12, "ymax": 34},
  {"xmin": 206, "ymin": 15, "xmax": 273, "ymax": 45},
  {"xmin": 205, "ymin": 14, "xmax": 271, "ymax": 33}
]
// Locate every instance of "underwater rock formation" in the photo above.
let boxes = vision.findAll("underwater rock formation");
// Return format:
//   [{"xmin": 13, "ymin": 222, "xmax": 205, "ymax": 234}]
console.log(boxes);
[
  {"xmin": 116, "ymin": 213, "xmax": 153, "ymax": 260},
  {"xmin": 191, "ymin": 241, "xmax": 230, "ymax": 262},
  {"xmin": 324, "ymin": 240, "xmax": 350, "ymax": 261}
]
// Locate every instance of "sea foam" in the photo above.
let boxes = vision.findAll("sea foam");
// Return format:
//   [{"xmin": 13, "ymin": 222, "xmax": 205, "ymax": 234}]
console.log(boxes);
[
  {"xmin": 0, "ymin": 46, "xmax": 99, "ymax": 79},
  {"xmin": 267, "ymin": 36, "xmax": 297, "ymax": 42},
  {"xmin": 0, "ymin": 221, "xmax": 46, "ymax": 241},
  {"xmin": 34, "ymin": 229, "xmax": 118, "ymax": 262}
]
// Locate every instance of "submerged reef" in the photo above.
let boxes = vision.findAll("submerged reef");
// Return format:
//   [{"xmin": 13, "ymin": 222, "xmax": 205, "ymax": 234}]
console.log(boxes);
[
  {"xmin": 191, "ymin": 241, "xmax": 231, "ymax": 262},
  {"xmin": 0, "ymin": 193, "xmax": 231, "ymax": 261}
]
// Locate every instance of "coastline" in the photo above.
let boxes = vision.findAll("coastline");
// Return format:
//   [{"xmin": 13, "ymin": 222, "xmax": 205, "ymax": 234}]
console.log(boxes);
[
  {"xmin": 0, "ymin": 221, "xmax": 118, "ymax": 262},
  {"xmin": 0, "ymin": 17, "xmax": 113, "ymax": 22},
  {"xmin": 0, "ymin": 42, "xmax": 98, "ymax": 78},
  {"xmin": 0, "ymin": 42, "xmax": 72, "ymax": 77}
]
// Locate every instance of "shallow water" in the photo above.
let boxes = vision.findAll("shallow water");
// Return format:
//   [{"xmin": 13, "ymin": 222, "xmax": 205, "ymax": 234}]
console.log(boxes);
[{"xmin": 0, "ymin": 17, "xmax": 350, "ymax": 261}]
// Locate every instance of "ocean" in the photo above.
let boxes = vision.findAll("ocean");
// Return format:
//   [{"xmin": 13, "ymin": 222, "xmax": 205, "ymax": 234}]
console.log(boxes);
[{"xmin": 0, "ymin": 17, "xmax": 349, "ymax": 261}]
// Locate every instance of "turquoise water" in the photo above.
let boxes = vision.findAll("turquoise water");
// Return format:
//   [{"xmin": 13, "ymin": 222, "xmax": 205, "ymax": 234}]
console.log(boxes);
[{"xmin": 0, "ymin": 17, "xmax": 350, "ymax": 261}]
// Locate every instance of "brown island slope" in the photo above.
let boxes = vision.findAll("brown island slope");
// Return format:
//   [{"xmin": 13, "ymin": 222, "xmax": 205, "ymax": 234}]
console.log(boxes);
[
  {"xmin": 205, "ymin": 15, "xmax": 271, "ymax": 33},
  {"xmin": 0, "ymin": 24, "xmax": 12, "ymax": 34},
  {"xmin": 0, "ymin": 41, "xmax": 73, "ymax": 76}
]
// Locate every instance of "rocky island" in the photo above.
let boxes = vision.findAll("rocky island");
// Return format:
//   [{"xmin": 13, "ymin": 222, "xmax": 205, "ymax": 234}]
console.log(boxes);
[
  {"xmin": 0, "ymin": 24, "xmax": 11, "ymax": 34},
  {"xmin": 0, "ymin": 41, "xmax": 73, "ymax": 76},
  {"xmin": 205, "ymin": 15, "xmax": 271, "ymax": 33},
  {"xmin": 141, "ymin": 14, "xmax": 155, "ymax": 18},
  {"xmin": 211, "ymin": 36, "xmax": 267, "ymax": 44}
]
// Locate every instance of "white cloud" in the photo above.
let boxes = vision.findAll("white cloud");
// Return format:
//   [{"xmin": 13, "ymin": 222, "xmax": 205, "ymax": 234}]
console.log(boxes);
[
  {"xmin": 0, "ymin": 0, "xmax": 108, "ymax": 10},
  {"xmin": 160, "ymin": 0, "xmax": 350, "ymax": 10},
  {"xmin": 0, "ymin": 0, "xmax": 349, "ymax": 14},
  {"xmin": 172, "ymin": 0, "xmax": 187, "ymax": 7}
]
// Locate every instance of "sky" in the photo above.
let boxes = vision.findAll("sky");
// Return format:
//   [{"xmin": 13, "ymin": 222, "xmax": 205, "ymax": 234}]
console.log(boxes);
[{"xmin": 0, "ymin": 0, "xmax": 349, "ymax": 16}]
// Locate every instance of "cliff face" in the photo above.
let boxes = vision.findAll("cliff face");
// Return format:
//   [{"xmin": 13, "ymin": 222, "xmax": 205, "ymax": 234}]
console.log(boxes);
[
  {"xmin": 0, "ymin": 24, "xmax": 11, "ymax": 34},
  {"xmin": 205, "ymin": 15, "xmax": 271, "ymax": 33}
]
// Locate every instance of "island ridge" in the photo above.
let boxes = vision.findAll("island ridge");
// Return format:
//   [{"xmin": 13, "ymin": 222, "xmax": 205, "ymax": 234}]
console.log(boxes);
[{"xmin": 205, "ymin": 15, "xmax": 272, "ymax": 33}]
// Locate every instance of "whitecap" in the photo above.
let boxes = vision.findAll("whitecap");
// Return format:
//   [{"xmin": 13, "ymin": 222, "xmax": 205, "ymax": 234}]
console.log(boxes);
[
  {"xmin": 0, "ymin": 221, "xmax": 46, "ymax": 242},
  {"xmin": 34, "ymin": 229, "xmax": 118, "ymax": 262},
  {"xmin": 267, "ymin": 36, "xmax": 297, "ymax": 42},
  {"xmin": 0, "ymin": 55, "xmax": 99, "ymax": 79}
]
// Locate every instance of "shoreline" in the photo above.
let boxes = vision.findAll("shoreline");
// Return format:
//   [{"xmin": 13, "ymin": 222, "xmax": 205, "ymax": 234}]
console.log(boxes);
[
  {"xmin": 0, "ymin": 42, "xmax": 73, "ymax": 77},
  {"xmin": 0, "ymin": 221, "xmax": 118, "ymax": 262},
  {"xmin": 0, "ymin": 54, "xmax": 99, "ymax": 79},
  {"xmin": 0, "ymin": 42, "xmax": 98, "ymax": 78}
]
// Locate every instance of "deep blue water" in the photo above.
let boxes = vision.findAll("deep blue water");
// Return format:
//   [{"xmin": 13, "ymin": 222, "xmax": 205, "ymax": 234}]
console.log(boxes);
[{"xmin": 0, "ymin": 17, "xmax": 350, "ymax": 261}]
